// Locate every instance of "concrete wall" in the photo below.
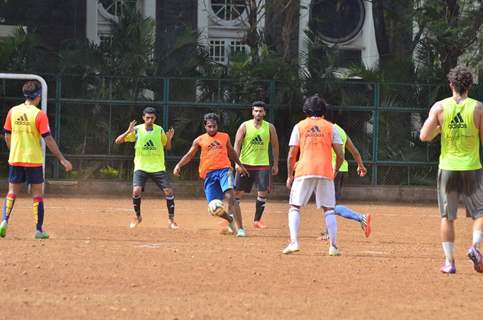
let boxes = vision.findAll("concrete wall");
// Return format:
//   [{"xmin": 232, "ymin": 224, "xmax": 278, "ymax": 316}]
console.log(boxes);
[{"xmin": 0, "ymin": 179, "xmax": 437, "ymax": 203}]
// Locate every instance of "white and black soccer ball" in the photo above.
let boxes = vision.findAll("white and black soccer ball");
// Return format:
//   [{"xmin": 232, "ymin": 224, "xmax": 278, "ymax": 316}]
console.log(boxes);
[{"xmin": 208, "ymin": 199, "xmax": 224, "ymax": 216}]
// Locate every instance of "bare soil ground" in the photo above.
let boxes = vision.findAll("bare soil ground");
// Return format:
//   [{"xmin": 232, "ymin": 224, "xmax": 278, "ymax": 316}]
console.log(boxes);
[{"xmin": 0, "ymin": 196, "xmax": 481, "ymax": 319}]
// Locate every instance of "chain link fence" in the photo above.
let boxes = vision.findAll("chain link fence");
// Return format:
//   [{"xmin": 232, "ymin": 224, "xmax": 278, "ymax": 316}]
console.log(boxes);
[{"xmin": 1, "ymin": 75, "xmax": 482, "ymax": 186}]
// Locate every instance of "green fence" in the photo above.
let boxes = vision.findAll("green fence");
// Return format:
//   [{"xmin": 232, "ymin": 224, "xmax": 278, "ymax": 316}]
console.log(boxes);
[{"xmin": 1, "ymin": 75, "xmax": 482, "ymax": 186}]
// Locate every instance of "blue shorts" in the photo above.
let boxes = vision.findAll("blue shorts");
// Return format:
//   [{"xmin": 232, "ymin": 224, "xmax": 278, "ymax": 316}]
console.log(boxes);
[
  {"xmin": 9, "ymin": 165, "xmax": 44, "ymax": 184},
  {"xmin": 203, "ymin": 168, "xmax": 234, "ymax": 203}
]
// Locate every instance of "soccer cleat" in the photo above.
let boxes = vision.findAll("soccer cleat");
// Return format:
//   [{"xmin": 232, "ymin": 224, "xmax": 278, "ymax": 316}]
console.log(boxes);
[
  {"xmin": 317, "ymin": 231, "xmax": 329, "ymax": 241},
  {"xmin": 227, "ymin": 219, "xmax": 237, "ymax": 235},
  {"xmin": 440, "ymin": 261, "xmax": 456, "ymax": 274},
  {"xmin": 236, "ymin": 228, "xmax": 246, "ymax": 237},
  {"xmin": 467, "ymin": 247, "xmax": 483, "ymax": 273},
  {"xmin": 0, "ymin": 221, "xmax": 8, "ymax": 238},
  {"xmin": 168, "ymin": 220, "xmax": 179, "ymax": 230},
  {"xmin": 329, "ymin": 245, "xmax": 341, "ymax": 256},
  {"xmin": 361, "ymin": 213, "xmax": 372, "ymax": 238},
  {"xmin": 282, "ymin": 242, "xmax": 300, "ymax": 254},
  {"xmin": 253, "ymin": 220, "xmax": 267, "ymax": 229},
  {"xmin": 129, "ymin": 215, "xmax": 142, "ymax": 229},
  {"xmin": 34, "ymin": 230, "xmax": 49, "ymax": 240}
]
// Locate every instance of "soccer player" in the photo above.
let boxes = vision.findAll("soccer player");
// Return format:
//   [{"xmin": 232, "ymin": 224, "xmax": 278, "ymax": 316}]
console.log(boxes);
[
  {"xmin": 173, "ymin": 113, "xmax": 249, "ymax": 237},
  {"xmin": 233, "ymin": 101, "xmax": 279, "ymax": 229},
  {"xmin": 283, "ymin": 94, "xmax": 344, "ymax": 255},
  {"xmin": 1, "ymin": 80, "xmax": 72, "ymax": 239},
  {"xmin": 115, "ymin": 107, "xmax": 178, "ymax": 229},
  {"xmin": 420, "ymin": 65, "xmax": 483, "ymax": 273},
  {"xmin": 318, "ymin": 123, "xmax": 372, "ymax": 240}
]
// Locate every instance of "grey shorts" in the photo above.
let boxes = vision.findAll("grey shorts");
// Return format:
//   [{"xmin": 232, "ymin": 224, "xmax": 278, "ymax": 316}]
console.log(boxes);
[
  {"xmin": 133, "ymin": 170, "xmax": 172, "ymax": 190},
  {"xmin": 437, "ymin": 168, "xmax": 483, "ymax": 220},
  {"xmin": 234, "ymin": 168, "xmax": 271, "ymax": 193}
]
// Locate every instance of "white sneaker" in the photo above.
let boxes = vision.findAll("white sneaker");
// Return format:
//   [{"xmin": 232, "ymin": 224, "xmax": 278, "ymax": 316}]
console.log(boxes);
[
  {"xmin": 329, "ymin": 245, "xmax": 341, "ymax": 256},
  {"xmin": 282, "ymin": 242, "xmax": 300, "ymax": 254}
]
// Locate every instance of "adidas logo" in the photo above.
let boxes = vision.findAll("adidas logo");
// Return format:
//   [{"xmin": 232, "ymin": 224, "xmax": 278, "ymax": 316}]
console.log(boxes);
[
  {"xmin": 143, "ymin": 140, "xmax": 156, "ymax": 150},
  {"xmin": 449, "ymin": 112, "xmax": 467, "ymax": 129},
  {"xmin": 250, "ymin": 135, "xmax": 264, "ymax": 145},
  {"xmin": 15, "ymin": 113, "xmax": 29, "ymax": 125},
  {"xmin": 306, "ymin": 125, "xmax": 323, "ymax": 137},
  {"xmin": 208, "ymin": 140, "xmax": 222, "ymax": 151}
]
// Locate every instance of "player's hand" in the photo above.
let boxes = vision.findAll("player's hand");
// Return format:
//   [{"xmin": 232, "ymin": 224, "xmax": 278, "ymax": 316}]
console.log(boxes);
[
  {"xmin": 271, "ymin": 164, "xmax": 279, "ymax": 176},
  {"xmin": 173, "ymin": 164, "xmax": 181, "ymax": 176},
  {"xmin": 357, "ymin": 164, "xmax": 367, "ymax": 177},
  {"xmin": 166, "ymin": 128, "xmax": 175, "ymax": 140},
  {"xmin": 60, "ymin": 159, "xmax": 73, "ymax": 172},
  {"xmin": 286, "ymin": 176, "xmax": 294, "ymax": 189},
  {"xmin": 128, "ymin": 120, "xmax": 137, "ymax": 132},
  {"xmin": 238, "ymin": 164, "xmax": 249, "ymax": 177}
]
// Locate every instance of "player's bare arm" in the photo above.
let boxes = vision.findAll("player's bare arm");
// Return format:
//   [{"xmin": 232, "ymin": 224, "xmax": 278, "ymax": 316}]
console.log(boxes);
[
  {"xmin": 173, "ymin": 138, "xmax": 200, "ymax": 176},
  {"xmin": 345, "ymin": 136, "xmax": 367, "ymax": 176},
  {"xmin": 165, "ymin": 128, "xmax": 174, "ymax": 151},
  {"xmin": 227, "ymin": 139, "xmax": 249, "ymax": 176},
  {"xmin": 4, "ymin": 133, "xmax": 10, "ymax": 149},
  {"xmin": 420, "ymin": 102, "xmax": 443, "ymax": 142},
  {"xmin": 44, "ymin": 135, "xmax": 72, "ymax": 172},
  {"xmin": 114, "ymin": 120, "xmax": 137, "ymax": 144},
  {"xmin": 333, "ymin": 143, "xmax": 344, "ymax": 174},
  {"xmin": 269, "ymin": 124, "xmax": 280, "ymax": 175},
  {"xmin": 233, "ymin": 123, "xmax": 246, "ymax": 156},
  {"xmin": 286, "ymin": 146, "xmax": 299, "ymax": 189}
]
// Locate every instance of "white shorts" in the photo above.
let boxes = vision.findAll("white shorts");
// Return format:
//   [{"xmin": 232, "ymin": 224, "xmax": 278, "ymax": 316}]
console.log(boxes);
[{"xmin": 289, "ymin": 177, "xmax": 335, "ymax": 208}]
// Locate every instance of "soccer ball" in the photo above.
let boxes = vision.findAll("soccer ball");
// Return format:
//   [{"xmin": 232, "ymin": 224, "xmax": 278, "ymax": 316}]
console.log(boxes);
[{"xmin": 208, "ymin": 199, "xmax": 225, "ymax": 216}]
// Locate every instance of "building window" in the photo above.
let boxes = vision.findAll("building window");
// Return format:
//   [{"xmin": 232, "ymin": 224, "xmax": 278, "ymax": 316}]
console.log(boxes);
[
  {"xmin": 211, "ymin": 0, "xmax": 246, "ymax": 21},
  {"xmin": 210, "ymin": 39, "xmax": 249, "ymax": 64},
  {"xmin": 99, "ymin": 0, "xmax": 137, "ymax": 18},
  {"xmin": 209, "ymin": 40, "xmax": 226, "ymax": 63}
]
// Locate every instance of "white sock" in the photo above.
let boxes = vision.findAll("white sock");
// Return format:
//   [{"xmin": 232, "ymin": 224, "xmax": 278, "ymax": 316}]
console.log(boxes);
[
  {"xmin": 325, "ymin": 210, "xmax": 337, "ymax": 248},
  {"xmin": 472, "ymin": 230, "xmax": 483, "ymax": 248},
  {"xmin": 442, "ymin": 242, "xmax": 454, "ymax": 264},
  {"xmin": 288, "ymin": 207, "xmax": 300, "ymax": 245}
]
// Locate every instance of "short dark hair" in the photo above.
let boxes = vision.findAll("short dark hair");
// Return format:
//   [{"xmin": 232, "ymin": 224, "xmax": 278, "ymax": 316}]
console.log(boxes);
[
  {"xmin": 143, "ymin": 106, "xmax": 157, "ymax": 115},
  {"xmin": 447, "ymin": 65, "xmax": 474, "ymax": 94},
  {"xmin": 22, "ymin": 81, "xmax": 42, "ymax": 100},
  {"xmin": 203, "ymin": 112, "xmax": 219, "ymax": 125},
  {"xmin": 251, "ymin": 101, "xmax": 266, "ymax": 108},
  {"xmin": 303, "ymin": 94, "xmax": 327, "ymax": 117}
]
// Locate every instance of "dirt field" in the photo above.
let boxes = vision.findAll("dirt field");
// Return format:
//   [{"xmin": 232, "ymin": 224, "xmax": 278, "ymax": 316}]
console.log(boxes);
[{"xmin": 0, "ymin": 196, "xmax": 481, "ymax": 319}]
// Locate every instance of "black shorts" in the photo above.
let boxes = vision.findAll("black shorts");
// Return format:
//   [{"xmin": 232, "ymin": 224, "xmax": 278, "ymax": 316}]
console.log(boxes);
[
  {"xmin": 9, "ymin": 165, "xmax": 44, "ymax": 184},
  {"xmin": 235, "ymin": 168, "xmax": 271, "ymax": 193},
  {"xmin": 133, "ymin": 170, "xmax": 172, "ymax": 190},
  {"xmin": 334, "ymin": 172, "xmax": 347, "ymax": 200}
]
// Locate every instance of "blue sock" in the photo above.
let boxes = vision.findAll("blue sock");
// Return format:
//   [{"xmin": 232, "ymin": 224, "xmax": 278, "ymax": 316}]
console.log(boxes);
[
  {"xmin": 335, "ymin": 205, "xmax": 362, "ymax": 222},
  {"xmin": 325, "ymin": 210, "xmax": 337, "ymax": 247},
  {"xmin": 33, "ymin": 197, "xmax": 44, "ymax": 232}
]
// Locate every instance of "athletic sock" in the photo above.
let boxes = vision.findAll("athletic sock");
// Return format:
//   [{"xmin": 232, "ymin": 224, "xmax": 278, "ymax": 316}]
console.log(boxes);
[
  {"xmin": 335, "ymin": 205, "xmax": 362, "ymax": 222},
  {"xmin": 288, "ymin": 207, "xmax": 300, "ymax": 244},
  {"xmin": 442, "ymin": 242, "xmax": 454, "ymax": 264},
  {"xmin": 33, "ymin": 197, "xmax": 44, "ymax": 232},
  {"xmin": 2, "ymin": 193, "xmax": 16, "ymax": 223},
  {"xmin": 133, "ymin": 196, "xmax": 141, "ymax": 217},
  {"xmin": 472, "ymin": 230, "xmax": 483, "ymax": 249},
  {"xmin": 325, "ymin": 210, "xmax": 337, "ymax": 248},
  {"xmin": 166, "ymin": 195, "xmax": 175, "ymax": 220},
  {"xmin": 254, "ymin": 196, "xmax": 266, "ymax": 222}
]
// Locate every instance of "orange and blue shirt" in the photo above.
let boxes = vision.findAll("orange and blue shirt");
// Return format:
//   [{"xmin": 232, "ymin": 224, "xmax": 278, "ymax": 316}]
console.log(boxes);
[{"xmin": 198, "ymin": 132, "xmax": 232, "ymax": 179}]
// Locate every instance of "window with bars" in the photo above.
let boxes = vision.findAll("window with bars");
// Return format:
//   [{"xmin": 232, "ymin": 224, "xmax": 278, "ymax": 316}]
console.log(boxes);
[
  {"xmin": 209, "ymin": 39, "xmax": 249, "ymax": 64},
  {"xmin": 211, "ymin": 0, "xmax": 246, "ymax": 21}
]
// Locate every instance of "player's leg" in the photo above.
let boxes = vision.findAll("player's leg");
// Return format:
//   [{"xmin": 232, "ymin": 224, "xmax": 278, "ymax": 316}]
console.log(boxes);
[
  {"xmin": 204, "ymin": 170, "xmax": 236, "ymax": 234},
  {"xmin": 463, "ymin": 169, "xmax": 483, "ymax": 272},
  {"xmin": 130, "ymin": 170, "xmax": 147, "ymax": 228},
  {"xmin": 438, "ymin": 169, "xmax": 458, "ymax": 273},
  {"xmin": 253, "ymin": 169, "xmax": 270, "ymax": 228},
  {"xmin": 0, "ymin": 166, "xmax": 24, "ymax": 237},
  {"xmin": 315, "ymin": 179, "xmax": 340, "ymax": 256},
  {"xmin": 233, "ymin": 169, "xmax": 251, "ymax": 223},
  {"xmin": 221, "ymin": 169, "xmax": 245, "ymax": 237},
  {"xmin": 152, "ymin": 171, "xmax": 178, "ymax": 229},
  {"xmin": 26, "ymin": 166, "xmax": 48, "ymax": 239},
  {"xmin": 283, "ymin": 178, "xmax": 315, "ymax": 254}
]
